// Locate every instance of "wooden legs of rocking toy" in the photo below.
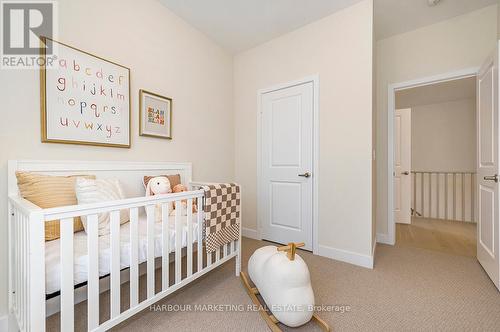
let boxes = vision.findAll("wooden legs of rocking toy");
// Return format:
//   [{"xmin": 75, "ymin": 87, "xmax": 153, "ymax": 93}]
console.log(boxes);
[
  {"xmin": 240, "ymin": 271, "xmax": 281, "ymax": 332},
  {"xmin": 239, "ymin": 272, "xmax": 331, "ymax": 332}
]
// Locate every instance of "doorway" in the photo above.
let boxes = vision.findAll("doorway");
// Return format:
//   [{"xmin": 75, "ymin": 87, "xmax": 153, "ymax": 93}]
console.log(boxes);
[
  {"xmin": 387, "ymin": 69, "xmax": 478, "ymax": 244},
  {"xmin": 392, "ymin": 75, "xmax": 477, "ymax": 257},
  {"xmin": 388, "ymin": 49, "xmax": 500, "ymax": 290},
  {"xmin": 257, "ymin": 76, "xmax": 319, "ymax": 252}
]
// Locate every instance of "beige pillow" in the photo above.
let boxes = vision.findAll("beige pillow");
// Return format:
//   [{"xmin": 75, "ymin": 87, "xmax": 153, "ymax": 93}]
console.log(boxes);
[
  {"xmin": 75, "ymin": 178, "xmax": 129, "ymax": 236},
  {"xmin": 15, "ymin": 171, "xmax": 95, "ymax": 241}
]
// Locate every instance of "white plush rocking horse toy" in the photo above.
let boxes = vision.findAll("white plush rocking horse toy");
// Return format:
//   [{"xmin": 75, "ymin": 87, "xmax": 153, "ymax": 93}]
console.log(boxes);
[{"xmin": 241, "ymin": 242, "xmax": 330, "ymax": 331}]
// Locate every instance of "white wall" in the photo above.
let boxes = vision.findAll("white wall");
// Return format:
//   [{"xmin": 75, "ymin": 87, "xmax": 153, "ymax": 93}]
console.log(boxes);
[
  {"xmin": 0, "ymin": 0, "xmax": 234, "ymax": 318},
  {"xmin": 234, "ymin": 0, "xmax": 374, "ymax": 261},
  {"xmin": 498, "ymin": 0, "xmax": 500, "ymax": 37},
  {"xmin": 410, "ymin": 99, "xmax": 476, "ymax": 172},
  {"xmin": 376, "ymin": 5, "xmax": 497, "ymax": 237}
]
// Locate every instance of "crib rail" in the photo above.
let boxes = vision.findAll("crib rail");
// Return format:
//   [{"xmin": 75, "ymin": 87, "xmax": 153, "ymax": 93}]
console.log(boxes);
[
  {"xmin": 8, "ymin": 189, "xmax": 241, "ymax": 332},
  {"xmin": 8, "ymin": 197, "xmax": 44, "ymax": 332},
  {"xmin": 411, "ymin": 170, "xmax": 476, "ymax": 222}
]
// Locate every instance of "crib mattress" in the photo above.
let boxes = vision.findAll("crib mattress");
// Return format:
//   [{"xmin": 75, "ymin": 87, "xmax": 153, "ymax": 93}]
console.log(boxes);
[{"xmin": 45, "ymin": 214, "xmax": 199, "ymax": 295}]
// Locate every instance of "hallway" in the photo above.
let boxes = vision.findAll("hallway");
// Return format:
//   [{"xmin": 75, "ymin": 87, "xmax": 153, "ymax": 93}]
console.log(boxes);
[{"xmin": 396, "ymin": 218, "xmax": 476, "ymax": 257}]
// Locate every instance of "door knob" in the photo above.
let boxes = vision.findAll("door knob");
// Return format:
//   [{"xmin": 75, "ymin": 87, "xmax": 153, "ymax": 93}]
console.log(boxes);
[
  {"xmin": 298, "ymin": 172, "xmax": 311, "ymax": 178},
  {"xmin": 484, "ymin": 174, "xmax": 498, "ymax": 183},
  {"xmin": 402, "ymin": 171, "xmax": 410, "ymax": 175}
]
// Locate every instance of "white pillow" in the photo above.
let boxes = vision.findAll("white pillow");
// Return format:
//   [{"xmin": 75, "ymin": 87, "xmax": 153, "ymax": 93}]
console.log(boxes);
[{"xmin": 75, "ymin": 178, "xmax": 129, "ymax": 236}]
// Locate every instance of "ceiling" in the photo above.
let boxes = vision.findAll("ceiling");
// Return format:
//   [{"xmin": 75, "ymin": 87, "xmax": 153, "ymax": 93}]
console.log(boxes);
[
  {"xmin": 395, "ymin": 76, "xmax": 476, "ymax": 109},
  {"xmin": 159, "ymin": 0, "xmax": 498, "ymax": 54},
  {"xmin": 375, "ymin": 0, "xmax": 497, "ymax": 40},
  {"xmin": 158, "ymin": 0, "xmax": 364, "ymax": 53}
]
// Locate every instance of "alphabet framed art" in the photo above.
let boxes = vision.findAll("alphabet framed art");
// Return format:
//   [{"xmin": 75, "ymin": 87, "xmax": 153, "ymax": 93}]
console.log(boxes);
[
  {"xmin": 139, "ymin": 89, "xmax": 172, "ymax": 139},
  {"xmin": 40, "ymin": 37, "xmax": 131, "ymax": 148}
]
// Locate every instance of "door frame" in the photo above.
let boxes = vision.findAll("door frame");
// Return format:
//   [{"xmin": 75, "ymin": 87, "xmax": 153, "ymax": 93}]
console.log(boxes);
[
  {"xmin": 256, "ymin": 75, "xmax": 320, "ymax": 254},
  {"xmin": 385, "ymin": 67, "xmax": 479, "ymax": 245}
]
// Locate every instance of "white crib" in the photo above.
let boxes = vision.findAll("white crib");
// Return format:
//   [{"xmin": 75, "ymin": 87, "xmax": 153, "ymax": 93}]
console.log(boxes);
[{"xmin": 7, "ymin": 160, "xmax": 241, "ymax": 332}]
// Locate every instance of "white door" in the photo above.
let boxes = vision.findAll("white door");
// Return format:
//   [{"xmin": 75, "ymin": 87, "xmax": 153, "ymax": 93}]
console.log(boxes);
[
  {"xmin": 477, "ymin": 45, "xmax": 500, "ymax": 290},
  {"xmin": 394, "ymin": 108, "xmax": 412, "ymax": 224},
  {"xmin": 259, "ymin": 81, "xmax": 314, "ymax": 250}
]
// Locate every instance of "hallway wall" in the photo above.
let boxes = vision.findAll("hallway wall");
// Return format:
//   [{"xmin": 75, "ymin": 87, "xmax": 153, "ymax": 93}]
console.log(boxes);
[{"xmin": 410, "ymin": 98, "xmax": 476, "ymax": 172}]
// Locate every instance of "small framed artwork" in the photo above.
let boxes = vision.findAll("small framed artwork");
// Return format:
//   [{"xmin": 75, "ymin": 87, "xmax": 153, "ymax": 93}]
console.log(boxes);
[
  {"xmin": 40, "ymin": 37, "xmax": 131, "ymax": 148},
  {"xmin": 139, "ymin": 89, "xmax": 172, "ymax": 139}
]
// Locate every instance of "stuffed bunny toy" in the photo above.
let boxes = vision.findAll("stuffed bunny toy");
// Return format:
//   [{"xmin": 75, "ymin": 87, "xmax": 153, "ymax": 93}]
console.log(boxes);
[
  {"xmin": 169, "ymin": 184, "xmax": 198, "ymax": 216},
  {"xmin": 144, "ymin": 176, "xmax": 172, "ymax": 221}
]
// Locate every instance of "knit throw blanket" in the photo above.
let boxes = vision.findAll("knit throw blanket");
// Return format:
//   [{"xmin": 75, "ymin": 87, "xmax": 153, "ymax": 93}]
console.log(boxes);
[{"xmin": 202, "ymin": 183, "xmax": 240, "ymax": 253}]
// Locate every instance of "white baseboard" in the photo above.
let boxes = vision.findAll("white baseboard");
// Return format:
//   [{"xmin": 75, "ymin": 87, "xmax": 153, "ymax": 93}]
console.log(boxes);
[
  {"xmin": 376, "ymin": 233, "xmax": 393, "ymax": 245},
  {"xmin": 242, "ymin": 227, "xmax": 260, "ymax": 240},
  {"xmin": 317, "ymin": 245, "xmax": 373, "ymax": 269},
  {"xmin": 241, "ymin": 228, "xmax": 374, "ymax": 268}
]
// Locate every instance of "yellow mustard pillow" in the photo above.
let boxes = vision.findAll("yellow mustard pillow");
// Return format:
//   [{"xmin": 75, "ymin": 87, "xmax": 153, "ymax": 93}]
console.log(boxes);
[{"xmin": 15, "ymin": 171, "xmax": 95, "ymax": 241}]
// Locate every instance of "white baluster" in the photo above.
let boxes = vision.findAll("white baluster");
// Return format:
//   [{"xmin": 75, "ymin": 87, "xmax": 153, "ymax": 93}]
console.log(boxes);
[
  {"xmin": 87, "ymin": 214, "xmax": 99, "ymax": 330},
  {"xmin": 421, "ymin": 173, "xmax": 424, "ymax": 217},
  {"xmin": 429, "ymin": 173, "xmax": 432, "ymax": 218},
  {"xmin": 175, "ymin": 200, "xmax": 182, "ymax": 283},
  {"xmin": 216, "ymin": 248, "xmax": 221, "ymax": 262},
  {"xmin": 19, "ymin": 215, "xmax": 24, "ymax": 329},
  {"xmin": 453, "ymin": 173, "xmax": 457, "ymax": 220},
  {"xmin": 24, "ymin": 215, "xmax": 30, "ymax": 330},
  {"xmin": 436, "ymin": 173, "xmax": 440, "ymax": 219},
  {"xmin": 445, "ymin": 173, "xmax": 449, "ymax": 220},
  {"xmin": 20, "ymin": 214, "xmax": 24, "ymax": 329},
  {"xmin": 60, "ymin": 218, "xmax": 74, "ymax": 331},
  {"xmin": 197, "ymin": 197, "xmax": 203, "ymax": 272},
  {"xmin": 471, "ymin": 174, "xmax": 475, "ymax": 222},
  {"xmin": 146, "ymin": 205, "xmax": 155, "ymax": 298},
  {"xmin": 15, "ymin": 211, "xmax": 19, "ymax": 314},
  {"xmin": 187, "ymin": 198, "xmax": 193, "ymax": 277},
  {"xmin": 462, "ymin": 173, "xmax": 466, "ymax": 222},
  {"xmin": 24, "ymin": 216, "xmax": 29, "ymax": 330},
  {"xmin": 161, "ymin": 203, "xmax": 170, "ymax": 290},
  {"xmin": 29, "ymin": 211, "xmax": 45, "ymax": 331},
  {"xmin": 235, "ymin": 239, "xmax": 242, "ymax": 276},
  {"xmin": 207, "ymin": 249, "xmax": 212, "ymax": 266},
  {"xmin": 7, "ymin": 202, "xmax": 13, "ymax": 316},
  {"xmin": 110, "ymin": 211, "xmax": 121, "ymax": 318},
  {"xmin": 129, "ymin": 207, "xmax": 139, "ymax": 307}
]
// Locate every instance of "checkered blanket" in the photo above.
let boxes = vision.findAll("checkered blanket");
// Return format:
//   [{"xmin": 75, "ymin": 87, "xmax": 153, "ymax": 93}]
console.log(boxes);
[{"xmin": 202, "ymin": 183, "xmax": 240, "ymax": 253}]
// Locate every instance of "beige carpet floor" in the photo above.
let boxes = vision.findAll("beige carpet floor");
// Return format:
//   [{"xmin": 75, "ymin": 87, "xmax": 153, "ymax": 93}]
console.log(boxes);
[{"xmin": 47, "ymin": 237, "xmax": 500, "ymax": 332}]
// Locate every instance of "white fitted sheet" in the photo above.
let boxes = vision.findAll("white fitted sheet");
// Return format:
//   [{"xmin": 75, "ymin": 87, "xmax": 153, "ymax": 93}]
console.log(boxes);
[{"xmin": 45, "ymin": 213, "xmax": 199, "ymax": 295}]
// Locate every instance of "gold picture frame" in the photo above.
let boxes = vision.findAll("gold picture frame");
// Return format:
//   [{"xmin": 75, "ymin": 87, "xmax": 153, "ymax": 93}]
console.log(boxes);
[
  {"xmin": 40, "ymin": 36, "xmax": 131, "ymax": 148},
  {"xmin": 139, "ymin": 89, "xmax": 173, "ymax": 139}
]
